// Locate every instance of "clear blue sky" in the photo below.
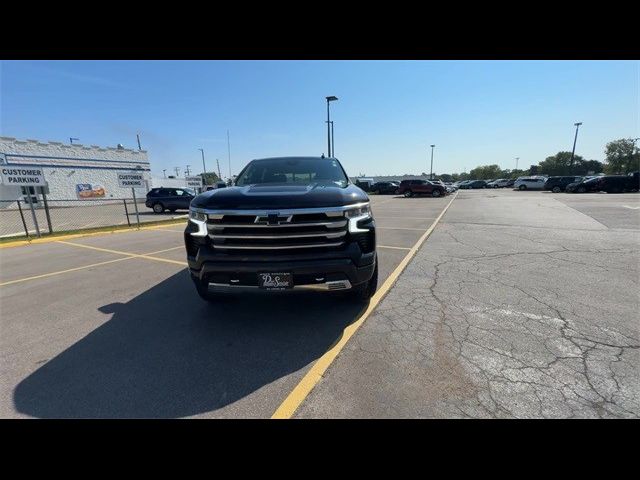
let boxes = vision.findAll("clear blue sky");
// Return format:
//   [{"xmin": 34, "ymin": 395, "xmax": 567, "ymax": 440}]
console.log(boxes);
[{"xmin": 1, "ymin": 60, "xmax": 638, "ymax": 178}]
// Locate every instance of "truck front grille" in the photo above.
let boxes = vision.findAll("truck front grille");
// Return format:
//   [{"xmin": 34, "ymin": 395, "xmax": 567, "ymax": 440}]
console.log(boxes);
[{"xmin": 207, "ymin": 211, "xmax": 348, "ymax": 251}]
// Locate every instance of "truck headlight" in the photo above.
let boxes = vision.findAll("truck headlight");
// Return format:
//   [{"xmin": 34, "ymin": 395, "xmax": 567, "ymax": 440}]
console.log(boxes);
[
  {"xmin": 344, "ymin": 204, "xmax": 371, "ymax": 219},
  {"xmin": 189, "ymin": 208, "xmax": 208, "ymax": 237},
  {"xmin": 189, "ymin": 209, "xmax": 207, "ymax": 222},
  {"xmin": 345, "ymin": 203, "xmax": 372, "ymax": 233}
]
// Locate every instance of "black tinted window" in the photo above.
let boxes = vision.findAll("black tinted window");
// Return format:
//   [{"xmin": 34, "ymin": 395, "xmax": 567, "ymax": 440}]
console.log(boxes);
[{"xmin": 236, "ymin": 157, "xmax": 348, "ymax": 187}]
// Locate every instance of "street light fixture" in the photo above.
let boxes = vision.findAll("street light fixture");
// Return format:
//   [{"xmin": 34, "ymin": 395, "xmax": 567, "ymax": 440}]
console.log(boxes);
[
  {"xmin": 569, "ymin": 122, "xmax": 583, "ymax": 174},
  {"xmin": 326, "ymin": 96, "xmax": 338, "ymax": 157},
  {"xmin": 430, "ymin": 145, "xmax": 436, "ymax": 180},
  {"xmin": 70, "ymin": 137, "xmax": 79, "ymax": 144}
]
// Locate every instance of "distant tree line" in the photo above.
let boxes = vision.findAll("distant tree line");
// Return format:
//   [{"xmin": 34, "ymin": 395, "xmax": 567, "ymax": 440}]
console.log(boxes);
[{"xmin": 433, "ymin": 138, "xmax": 639, "ymax": 181}]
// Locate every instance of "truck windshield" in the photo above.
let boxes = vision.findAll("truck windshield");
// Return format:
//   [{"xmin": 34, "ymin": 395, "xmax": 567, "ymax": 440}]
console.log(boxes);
[{"xmin": 235, "ymin": 158, "xmax": 349, "ymax": 187}]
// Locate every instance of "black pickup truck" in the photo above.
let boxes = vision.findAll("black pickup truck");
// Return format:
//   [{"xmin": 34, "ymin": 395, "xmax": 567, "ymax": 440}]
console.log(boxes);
[{"xmin": 184, "ymin": 156, "xmax": 378, "ymax": 303}]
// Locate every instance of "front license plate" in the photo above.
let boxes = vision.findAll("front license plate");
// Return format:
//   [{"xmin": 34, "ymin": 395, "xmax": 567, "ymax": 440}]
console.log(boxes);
[{"xmin": 258, "ymin": 272, "xmax": 293, "ymax": 290}]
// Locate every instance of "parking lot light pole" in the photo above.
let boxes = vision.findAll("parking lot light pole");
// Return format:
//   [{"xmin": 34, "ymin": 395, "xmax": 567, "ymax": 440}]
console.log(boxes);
[
  {"xmin": 515, "ymin": 157, "xmax": 519, "ymax": 171},
  {"xmin": 569, "ymin": 122, "xmax": 582, "ymax": 174},
  {"xmin": 198, "ymin": 148, "xmax": 206, "ymax": 175},
  {"xmin": 430, "ymin": 145, "xmax": 435, "ymax": 180},
  {"xmin": 330, "ymin": 121, "xmax": 335, "ymax": 157},
  {"xmin": 326, "ymin": 96, "xmax": 338, "ymax": 157}
]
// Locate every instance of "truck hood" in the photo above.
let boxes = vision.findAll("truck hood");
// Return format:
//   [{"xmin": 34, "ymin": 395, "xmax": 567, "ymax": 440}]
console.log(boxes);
[{"xmin": 190, "ymin": 183, "xmax": 369, "ymax": 210}]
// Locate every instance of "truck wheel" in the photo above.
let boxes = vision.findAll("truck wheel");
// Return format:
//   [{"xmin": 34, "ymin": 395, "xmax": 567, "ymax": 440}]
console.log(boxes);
[
  {"xmin": 194, "ymin": 278, "xmax": 217, "ymax": 302},
  {"xmin": 351, "ymin": 260, "xmax": 378, "ymax": 303},
  {"xmin": 153, "ymin": 203, "xmax": 165, "ymax": 213},
  {"xmin": 432, "ymin": 190, "xmax": 441, "ymax": 197},
  {"xmin": 404, "ymin": 190, "xmax": 414, "ymax": 198}
]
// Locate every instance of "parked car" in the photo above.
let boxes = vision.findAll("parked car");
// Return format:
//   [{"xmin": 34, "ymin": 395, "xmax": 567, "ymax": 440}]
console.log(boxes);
[
  {"xmin": 459, "ymin": 180, "xmax": 487, "ymax": 189},
  {"xmin": 568, "ymin": 175, "xmax": 639, "ymax": 194},
  {"xmin": 625, "ymin": 171, "xmax": 639, "ymax": 192},
  {"xmin": 544, "ymin": 176, "xmax": 584, "ymax": 193},
  {"xmin": 185, "ymin": 156, "xmax": 378, "ymax": 303},
  {"xmin": 487, "ymin": 178, "xmax": 511, "ymax": 188},
  {"xmin": 354, "ymin": 178, "xmax": 375, "ymax": 192},
  {"xmin": 145, "ymin": 187, "xmax": 196, "ymax": 213},
  {"xmin": 370, "ymin": 181, "xmax": 399, "ymax": 195},
  {"xmin": 397, "ymin": 179, "xmax": 446, "ymax": 197},
  {"xmin": 205, "ymin": 181, "xmax": 227, "ymax": 191},
  {"xmin": 514, "ymin": 177, "xmax": 546, "ymax": 190},
  {"xmin": 443, "ymin": 182, "xmax": 457, "ymax": 193}
]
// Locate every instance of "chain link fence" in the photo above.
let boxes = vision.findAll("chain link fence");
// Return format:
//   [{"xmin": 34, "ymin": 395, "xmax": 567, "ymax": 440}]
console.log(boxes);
[{"xmin": 0, "ymin": 197, "xmax": 187, "ymax": 240}]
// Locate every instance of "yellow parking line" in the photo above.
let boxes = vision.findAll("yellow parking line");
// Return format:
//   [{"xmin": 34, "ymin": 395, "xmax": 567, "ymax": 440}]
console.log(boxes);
[
  {"xmin": 271, "ymin": 191, "xmax": 458, "ymax": 419},
  {"xmin": 0, "ymin": 257, "xmax": 133, "ymax": 287},
  {"xmin": 377, "ymin": 227, "xmax": 427, "ymax": 231},
  {"xmin": 0, "ymin": 245, "xmax": 186, "ymax": 287},
  {"xmin": 57, "ymin": 241, "xmax": 187, "ymax": 266},
  {"xmin": 377, "ymin": 245, "xmax": 412, "ymax": 250},
  {"xmin": 375, "ymin": 216, "xmax": 436, "ymax": 220},
  {"xmin": 56, "ymin": 240, "xmax": 139, "ymax": 257}
]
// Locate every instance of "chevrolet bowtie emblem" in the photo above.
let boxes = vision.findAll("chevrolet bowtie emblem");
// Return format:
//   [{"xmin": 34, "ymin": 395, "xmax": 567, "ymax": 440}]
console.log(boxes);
[{"xmin": 254, "ymin": 213, "xmax": 293, "ymax": 225}]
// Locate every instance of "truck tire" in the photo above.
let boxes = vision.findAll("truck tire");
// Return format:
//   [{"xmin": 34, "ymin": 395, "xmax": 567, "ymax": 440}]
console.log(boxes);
[
  {"xmin": 194, "ymin": 278, "xmax": 217, "ymax": 302},
  {"xmin": 350, "ymin": 260, "xmax": 378, "ymax": 303}
]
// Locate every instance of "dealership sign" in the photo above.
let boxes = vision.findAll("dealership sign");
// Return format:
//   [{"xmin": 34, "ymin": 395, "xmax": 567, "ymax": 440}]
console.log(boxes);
[
  {"xmin": 117, "ymin": 172, "xmax": 144, "ymax": 188},
  {"xmin": 186, "ymin": 176, "xmax": 203, "ymax": 188},
  {"xmin": 0, "ymin": 167, "xmax": 46, "ymax": 186}
]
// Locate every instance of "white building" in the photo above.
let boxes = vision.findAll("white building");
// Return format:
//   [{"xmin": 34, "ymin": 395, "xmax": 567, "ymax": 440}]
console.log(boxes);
[{"xmin": 0, "ymin": 137, "xmax": 151, "ymax": 205}]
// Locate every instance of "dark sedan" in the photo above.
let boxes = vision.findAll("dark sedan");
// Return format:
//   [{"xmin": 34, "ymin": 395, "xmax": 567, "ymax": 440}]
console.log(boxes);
[
  {"xmin": 370, "ymin": 181, "xmax": 400, "ymax": 195},
  {"xmin": 459, "ymin": 180, "xmax": 488, "ymax": 189},
  {"xmin": 544, "ymin": 176, "xmax": 584, "ymax": 193}
]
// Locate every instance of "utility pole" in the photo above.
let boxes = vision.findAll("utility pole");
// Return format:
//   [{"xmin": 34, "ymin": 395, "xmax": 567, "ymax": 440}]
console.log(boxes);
[
  {"xmin": 569, "ymin": 122, "xmax": 582, "ymax": 174},
  {"xmin": 136, "ymin": 133, "xmax": 142, "ymax": 151},
  {"xmin": 185, "ymin": 165, "xmax": 191, "ymax": 176},
  {"xmin": 515, "ymin": 157, "xmax": 520, "ymax": 171},
  {"xmin": 162, "ymin": 169, "xmax": 166, "ymax": 178},
  {"xmin": 216, "ymin": 158, "xmax": 221, "ymax": 179},
  {"xmin": 174, "ymin": 167, "xmax": 180, "ymax": 177}
]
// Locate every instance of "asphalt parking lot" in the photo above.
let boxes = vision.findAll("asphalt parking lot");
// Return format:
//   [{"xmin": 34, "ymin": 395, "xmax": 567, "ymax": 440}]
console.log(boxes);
[
  {"xmin": 1, "ymin": 190, "xmax": 638, "ymax": 418},
  {"xmin": 0, "ymin": 194, "xmax": 450, "ymax": 418}
]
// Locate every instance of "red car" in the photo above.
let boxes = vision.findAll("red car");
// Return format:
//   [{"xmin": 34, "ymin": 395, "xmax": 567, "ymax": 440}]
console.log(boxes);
[{"xmin": 397, "ymin": 179, "xmax": 446, "ymax": 198}]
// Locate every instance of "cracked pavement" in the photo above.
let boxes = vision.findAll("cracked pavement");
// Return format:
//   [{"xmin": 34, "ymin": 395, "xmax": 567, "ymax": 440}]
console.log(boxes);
[{"xmin": 296, "ymin": 190, "xmax": 640, "ymax": 418}]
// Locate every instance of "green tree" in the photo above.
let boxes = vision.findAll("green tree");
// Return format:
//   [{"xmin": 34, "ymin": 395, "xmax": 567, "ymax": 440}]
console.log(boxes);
[
  {"xmin": 468, "ymin": 164, "xmax": 504, "ymax": 180},
  {"xmin": 604, "ymin": 138, "xmax": 640, "ymax": 174},
  {"xmin": 439, "ymin": 173, "xmax": 453, "ymax": 182},
  {"xmin": 574, "ymin": 159, "xmax": 604, "ymax": 175},
  {"xmin": 200, "ymin": 172, "xmax": 220, "ymax": 185},
  {"xmin": 537, "ymin": 151, "xmax": 585, "ymax": 176}
]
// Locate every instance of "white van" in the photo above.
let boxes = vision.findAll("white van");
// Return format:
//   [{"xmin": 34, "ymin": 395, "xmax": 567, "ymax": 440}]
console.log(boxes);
[{"xmin": 514, "ymin": 177, "xmax": 546, "ymax": 190}]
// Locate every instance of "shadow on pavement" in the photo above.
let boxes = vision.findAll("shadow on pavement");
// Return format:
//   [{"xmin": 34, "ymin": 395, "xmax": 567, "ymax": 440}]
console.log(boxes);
[{"xmin": 14, "ymin": 271, "xmax": 366, "ymax": 418}]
